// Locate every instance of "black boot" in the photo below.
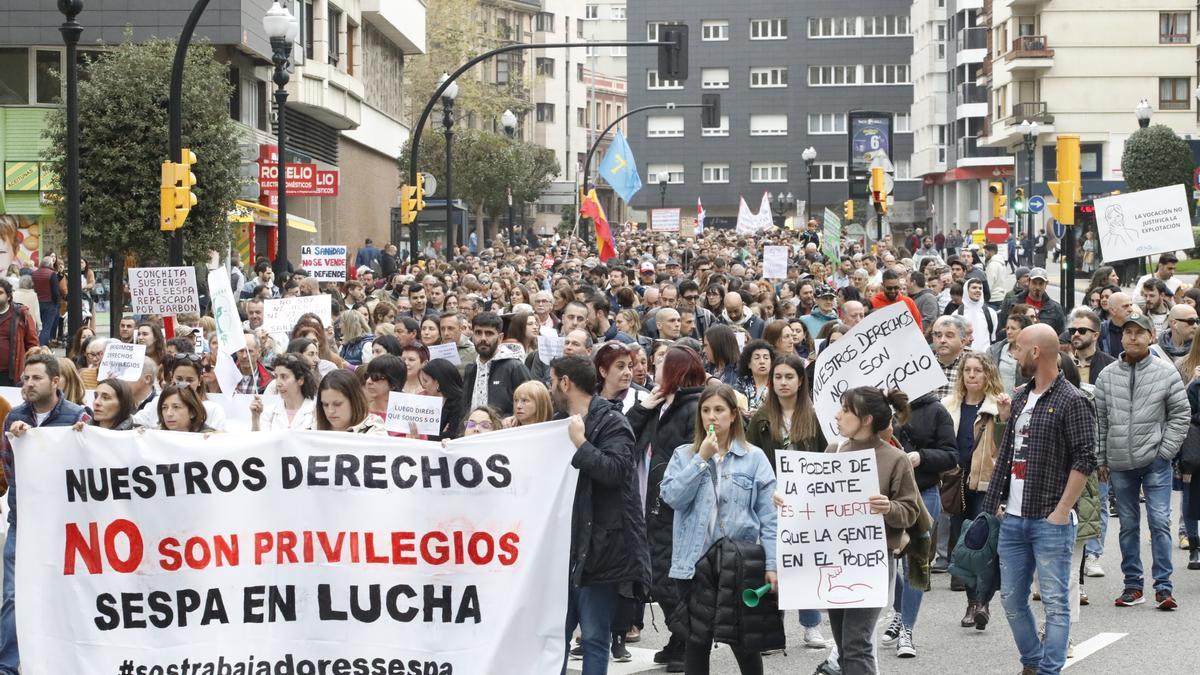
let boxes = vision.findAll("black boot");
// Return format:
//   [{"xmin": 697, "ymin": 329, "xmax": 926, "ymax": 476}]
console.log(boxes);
[
  {"xmin": 654, "ymin": 633, "xmax": 684, "ymax": 664},
  {"xmin": 1189, "ymin": 536, "xmax": 1200, "ymax": 570}
]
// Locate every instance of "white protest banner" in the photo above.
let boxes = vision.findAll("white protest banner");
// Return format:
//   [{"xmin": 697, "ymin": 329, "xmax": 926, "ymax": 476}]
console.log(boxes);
[
  {"xmin": 207, "ymin": 269, "xmax": 247, "ymax": 355},
  {"xmin": 763, "ymin": 245, "xmax": 789, "ymax": 279},
  {"xmin": 214, "ymin": 349, "xmax": 243, "ymax": 395},
  {"xmin": 538, "ymin": 334, "xmax": 565, "ymax": 365},
  {"xmin": 300, "ymin": 245, "xmax": 348, "ymax": 281},
  {"xmin": 262, "ymin": 294, "xmax": 333, "ymax": 335},
  {"xmin": 127, "ymin": 267, "xmax": 199, "ymax": 315},
  {"xmin": 14, "ymin": 423, "xmax": 578, "ymax": 674},
  {"xmin": 810, "ymin": 302, "xmax": 945, "ymax": 441},
  {"xmin": 650, "ymin": 208, "xmax": 681, "ymax": 232},
  {"xmin": 775, "ymin": 449, "xmax": 888, "ymax": 609},
  {"xmin": 1094, "ymin": 183, "xmax": 1194, "ymax": 263},
  {"xmin": 428, "ymin": 342, "xmax": 462, "ymax": 366},
  {"xmin": 385, "ymin": 392, "xmax": 444, "ymax": 436},
  {"xmin": 96, "ymin": 342, "xmax": 146, "ymax": 382},
  {"xmin": 736, "ymin": 192, "xmax": 774, "ymax": 235}
]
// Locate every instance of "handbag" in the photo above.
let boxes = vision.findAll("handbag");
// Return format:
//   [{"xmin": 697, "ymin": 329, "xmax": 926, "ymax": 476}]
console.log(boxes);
[
  {"xmin": 940, "ymin": 466, "xmax": 965, "ymax": 515},
  {"xmin": 1179, "ymin": 423, "xmax": 1200, "ymax": 476}
]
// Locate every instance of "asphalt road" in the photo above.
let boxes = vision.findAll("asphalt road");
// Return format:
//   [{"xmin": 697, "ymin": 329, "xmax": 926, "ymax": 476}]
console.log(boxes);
[{"xmin": 571, "ymin": 508, "xmax": 1198, "ymax": 674}]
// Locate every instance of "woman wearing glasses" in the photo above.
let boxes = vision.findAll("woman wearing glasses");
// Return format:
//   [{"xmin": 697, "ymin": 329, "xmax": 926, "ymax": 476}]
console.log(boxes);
[
  {"xmin": 164, "ymin": 353, "xmax": 226, "ymax": 431},
  {"xmin": 250, "ymin": 354, "xmax": 317, "ymax": 431},
  {"xmin": 462, "ymin": 406, "xmax": 503, "ymax": 436},
  {"xmin": 362, "ymin": 354, "xmax": 407, "ymax": 421}
]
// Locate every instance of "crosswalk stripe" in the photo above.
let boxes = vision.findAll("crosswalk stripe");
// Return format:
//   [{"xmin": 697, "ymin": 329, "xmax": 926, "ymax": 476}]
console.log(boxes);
[
  {"xmin": 567, "ymin": 646, "xmax": 660, "ymax": 674},
  {"xmin": 1063, "ymin": 632, "xmax": 1126, "ymax": 669}
]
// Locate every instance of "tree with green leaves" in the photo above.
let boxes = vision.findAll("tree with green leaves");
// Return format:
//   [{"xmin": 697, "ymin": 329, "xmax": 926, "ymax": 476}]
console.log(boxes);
[
  {"xmin": 1121, "ymin": 124, "xmax": 1196, "ymax": 193},
  {"xmin": 399, "ymin": 128, "xmax": 557, "ymax": 247},
  {"xmin": 43, "ymin": 37, "xmax": 240, "ymax": 269}
]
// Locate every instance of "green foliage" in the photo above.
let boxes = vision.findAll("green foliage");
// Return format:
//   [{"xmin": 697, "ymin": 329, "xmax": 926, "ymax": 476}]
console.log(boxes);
[
  {"xmin": 399, "ymin": 128, "xmax": 557, "ymax": 219},
  {"xmin": 43, "ymin": 37, "xmax": 241, "ymax": 263},
  {"xmin": 1121, "ymin": 124, "xmax": 1197, "ymax": 194}
]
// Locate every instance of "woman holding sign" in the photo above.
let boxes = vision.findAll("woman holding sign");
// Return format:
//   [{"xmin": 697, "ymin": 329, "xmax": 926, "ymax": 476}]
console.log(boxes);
[
  {"xmin": 827, "ymin": 387, "xmax": 923, "ymax": 675},
  {"xmin": 419, "ymin": 359, "xmax": 464, "ymax": 440},
  {"xmin": 660, "ymin": 383, "xmax": 780, "ymax": 673},
  {"xmin": 314, "ymin": 369, "xmax": 385, "ymax": 434},
  {"xmin": 250, "ymin": 354, "xmax": 317, "ymax": 431}
]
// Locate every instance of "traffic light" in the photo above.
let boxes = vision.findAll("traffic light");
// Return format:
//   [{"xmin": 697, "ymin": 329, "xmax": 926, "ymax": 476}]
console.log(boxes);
[
  {"xmin": 870, "ymin": 167, "xmax": 887, "ymax": 215},
  {"xmin": 657, "ymin": 24, "xmax": 689, "ymax": 82},
  {"xmin": 843, "ymin": 199, "xmax": 854, "ymax": 221},
  {"xmin": 701, "ymin": 94, "xmax": 721, "ymax": 129},
  {"xmin": 1047, "ymin": 134, "xmax": 1081, "ymax": 225},
  {"xmin": 989, "ymin": 181, "xmax": 1006, "ymax": 218},
  {"xmin": 400, "ymin": 184, "xmax": 417, "ymax": 225},
  {"xmin": 159, "ymin": 148, "xmax": 198, "ymax": 232},
  {"xmin": 1012, "ymin": 187, "xmax": 1026, "ymax": 214}
]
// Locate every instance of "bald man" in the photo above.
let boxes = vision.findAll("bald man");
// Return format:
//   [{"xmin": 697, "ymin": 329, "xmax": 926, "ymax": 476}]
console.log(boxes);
[
  {"xmin": 983, "ymin": 322, "xmax": 1097, "ymax": 673},
  {"xmin": 656, "ymin": 308, "xmax": 682, "ymax": 341},
  {"xmin": 841, "ymin": 300, "xmax": 866, "ymax": 328},
  {"xmin": 721, "ymin": 292, "xmax": 764, "ymax": 339},
  {"xmin": 562, "ymin": 329, "xmax": 593, "ymax": 357},
  {"xmin": 1101, "ymin": 292, "xmax": 1135, "ymax": 358},
  {"xmin": 1159, "ymin": 303, "xmax": 1197, "ymax": 358}
]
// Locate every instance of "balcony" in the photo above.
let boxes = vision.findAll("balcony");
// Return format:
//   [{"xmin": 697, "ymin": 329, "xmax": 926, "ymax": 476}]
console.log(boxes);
[
  {"xmin": 957, "ymin": 82, "xmax": 988, "ymax": 106},
  {"xmin": 1005, "ymin": 35, "xmax": 1054, "ymax": 70},
  {"xmin": 956, "ymin": 27, "xmax": 987, "ymax": 52},
  {"xmin": 1010, "ymin": 101, "xmax": 1053, "ymax": 125}
]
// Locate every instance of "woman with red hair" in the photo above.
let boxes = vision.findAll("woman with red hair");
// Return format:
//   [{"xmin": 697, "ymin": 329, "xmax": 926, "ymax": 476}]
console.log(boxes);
[{"xmin": 624, "ymin": 345, "xmax": 709, "ymax": 668}]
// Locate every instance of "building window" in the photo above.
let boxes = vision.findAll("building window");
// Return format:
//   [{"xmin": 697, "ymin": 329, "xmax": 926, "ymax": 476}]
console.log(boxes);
[
  {"xmin": 536, "ymin": 103, "xmax": 555, "ymax": 122},
  {"xmin": 578, "ymin": 63, "xmax": 585, "ymax": 81},
  {"xmin": 862, "ymin": 16, "xmax": 910, "ymax": 36},
  {"xmin": 750, "ymin": 18, "xmax": 788, "ymax": 40},
  {"xmin": 811, "ymin": 162, "xmax": 848, "ymax": 181},
  {"xmin": 808, "ymin": 65, "xmax": 856, "ymax": 86},
  {"xmin": 749, "ymin": 114, "xmax": 788, "ymax": 136},
  {"xmin": 647, "ymin": 163, "xmax": 685, "ymax": 183},
  {"xmin": 647, "ymin": 115, "xmax": 685, "ymax": 137},
  {"xmin": 701, "ymin": 67, "xmax": 730, "ymax": 89},
  {"xmin": 750, "ymin": 66, "xmax": 787, "ymax": 88},
  {"xmin": 328, "ymin": 5, "xmax": 342, "ymax": 66},
  {"xmin": 495, "ymin": 53, "xmax": 512, "ymax": 84},
  {"xmin": 702, "ymin": 20, "xmax": 729, "ymax": 41},
  {"xmin": 863, "ymin": 64, "xmax": 910, "ymax": 84},
  {"xmin": 577, "ymin": 107, "xmax": 586, "ymax": 127},
  {"xmin": 702, "ymin": 115, "xmax": 730, "ymax": 137},
  {"xmin": 611, "ymin": 46, "xmax": 626, "ymax": 56},
  {"xmin": 303, "ymin": 0, "xmax": 314, "ymax": 60},
  {"xmin": 647, "ymin": 69, "xmax": 684, "ymax": 90},
  {"xmin": 647, "ymin": 21, "xmax": 679, "ymax": 41},
  {"xmin": 585, "ymin": 44, "xmax": 598, "ymax": 57},
  {"xmin": 895, "ymin": 159, "xmax": 913, "ymax": 180},
  {"xmin": 0, "ymin": 49, "xmax": 29, "ymax": 104},
  {"xmin": 1160, "ymin": 77, "xmax": 1191, "ymax": 110},
  {"xmin": 750, "ymin": 162, "xmax": 788, "ymax": 183},
  {"xmin": 807, "ymin": 113, "xmax": 846, "ymax": 134},
  {"xmin": 536, "ymin": 57, "xmax": 555, "ymax": 76},
  {"xmin": 808, "ymin": 17, "xmax": 856, "ymax": 38},
  {"xmin": 1160, "ymin": 12, "xmax": 1189, "ymax": 43},
  {"xmin": 585, "ymin": 4, "xmax": 599, "ymax": 20},
  {"xmin": 703, "ymin": 163, "xmax": 730, "ymax": 183},
  {"xmin": 535, "ymin": 12, "xmax": 555, "ymax": 32},
  {"xmin": 895, "ymin": 112, "xmax": 912, "ymax": 132},
  {"xmin": 611, "ymin": 6, "xmax": 626, "ymax": 20}
]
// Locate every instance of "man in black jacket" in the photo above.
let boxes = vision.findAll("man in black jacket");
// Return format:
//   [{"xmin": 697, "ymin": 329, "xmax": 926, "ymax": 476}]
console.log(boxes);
[
  {"xmin": 550, "ymin": 355, "xmax": 650, "ymax": 674},
  {"xmin": 461, "ymin": 312, "xmax": 529, "ymax": 416}
]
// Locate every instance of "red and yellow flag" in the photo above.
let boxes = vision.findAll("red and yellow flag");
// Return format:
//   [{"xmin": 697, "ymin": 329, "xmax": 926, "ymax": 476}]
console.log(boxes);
[{"xmin": 580, "ymin": 189, "xmax": 617, "ymax": 262}]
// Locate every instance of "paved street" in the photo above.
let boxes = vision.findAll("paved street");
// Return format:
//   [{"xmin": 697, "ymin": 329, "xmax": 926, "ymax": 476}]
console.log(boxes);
[{"xmin": 571, "ymin": 502, "xmax": 1195, "ymax": 674}]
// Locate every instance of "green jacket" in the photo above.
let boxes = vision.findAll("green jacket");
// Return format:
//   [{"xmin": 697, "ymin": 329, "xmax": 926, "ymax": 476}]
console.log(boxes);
[
  {"xmin": 745, "ymin": 407, "xmax": 828, "ymax": 473},
  {"xmin": 1075, "ymin": 472, "xmax": 1102, "ymax": 543}
]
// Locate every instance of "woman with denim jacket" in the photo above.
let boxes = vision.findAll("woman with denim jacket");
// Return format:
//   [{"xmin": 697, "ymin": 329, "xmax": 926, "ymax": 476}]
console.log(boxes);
[{"xmin": 660, "ymin": 383, "xmax": 778, "ymax": 674}]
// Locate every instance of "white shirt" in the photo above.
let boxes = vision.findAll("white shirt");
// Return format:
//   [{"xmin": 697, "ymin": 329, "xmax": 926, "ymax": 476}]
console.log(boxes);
[
  {"xmin": 1006, "ymin": 389, "xmax": 1042, "ymax": 518},
  {"xmin": 259, "ymin": 397, "xmax": 317, "ymax": 431}
]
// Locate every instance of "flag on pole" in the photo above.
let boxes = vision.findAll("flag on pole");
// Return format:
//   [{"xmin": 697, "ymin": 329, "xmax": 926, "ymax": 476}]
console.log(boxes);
[
  {"xmin": 822, "ymin": 207, "xmax": 843, "ymax": 265},
  {"xmin": 580, "ymin": 189, "xmax": 618, "ymax": 262},
  {"xmin": 697, "ymin": 197, "xmax": 706, "ymax": 234},
  {"xmin": 597, "ymin": 130, "xmax": 643, "ymax": 203}
]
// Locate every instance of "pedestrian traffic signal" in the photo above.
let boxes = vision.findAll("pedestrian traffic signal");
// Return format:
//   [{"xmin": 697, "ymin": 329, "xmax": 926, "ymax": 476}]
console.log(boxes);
[
  {"xmin": 1012, "ymin": 187, "xmax": 1026, "ymax": 214},
  {"xmin": 843, "ymin": 199, "xmax": 854, "ymax": 221},
  {"xmin": 400, "ymin": 184, "xmax": 418, "ymax": 225},
  {"xmin": 989, "ymin": 181, "xmax": 1006, "ymax": 219},
  {"xmin": 657, "ymin": 24, "xmax": 689, "ymax": 82},
  {"xmin": 159, "ymin": 148, "xmax": 198, "ymax": 232},
  {"xmin": 414, "ymin": 172, "xmax": 426, "ymax": 212},
  {"xmin": 870, "ymin": 167, "xmax": 887, "ymax": 215}
]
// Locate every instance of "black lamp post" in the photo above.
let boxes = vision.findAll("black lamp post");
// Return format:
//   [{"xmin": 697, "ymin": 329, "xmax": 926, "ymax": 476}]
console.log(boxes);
[
  {"xmin": 769, "ymin": 191, "xmax": 794, "ymax": 224},
  {"xmin": 657, "ymin": 170, "xmax": 669, "ymax": 208},
  {"xmin": 1018, "ymin": 118, "xmax": 1039, "ymax": 265},
  {"xmin": 801, "ymin": 146, "xmax": 817, "ymax": 223},
  {"xmin": 439, "ymin": 73, "xmax": 459, "ymax": 257},
  {"xmin": 502, "ymin": 109, "xmax": 518, "ymax": 248},
  {"xmin": 264, "ymin": 1, "xmax": 298, "ymax": 288},
  {"xmin": 58, "ymin": 0, "xmax": 84, "ymax": 340}
]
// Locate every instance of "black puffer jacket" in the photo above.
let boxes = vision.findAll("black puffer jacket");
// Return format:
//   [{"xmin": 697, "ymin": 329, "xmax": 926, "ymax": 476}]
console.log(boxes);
[
  {"xmin": 893, "ymin": 392, "xmax": 959, "ymax": 492},
  {"xmin": 626, "ymin": 385, "xmax": 703, "ymax": 615},
  {"xmin": 568, "ymin": 396, "xmax": 652, "ymax": 591},
  {"xmin": 672, "ymin": 538, "xmax": 785, "ymax": 653}
]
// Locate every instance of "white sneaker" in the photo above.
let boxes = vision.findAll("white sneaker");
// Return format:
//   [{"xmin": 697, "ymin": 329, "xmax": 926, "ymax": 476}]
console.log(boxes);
[
  {"xmin": 1084, "ymin": 554, "xmax": 1105, "ymax": 578},
  {"xmin": 804, "ymin": 625, "xmax": 827, "ymax": 649},
  {"xmin": 896, "ymin": 626, "xmax": 916, "ymax": 658}
]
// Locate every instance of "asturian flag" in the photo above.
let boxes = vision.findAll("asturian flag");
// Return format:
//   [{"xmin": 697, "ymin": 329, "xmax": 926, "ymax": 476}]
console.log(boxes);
[
  {"xmin": 597, "ymin": 130, "xmax": 643, "ymax": 203},
  {"xmin": 580, "ymin": 189, "xmax": 618, "ymax": 262},
  {"xmin": 697, "ymin": 197, "xmax": 706, "ymax": 234}
]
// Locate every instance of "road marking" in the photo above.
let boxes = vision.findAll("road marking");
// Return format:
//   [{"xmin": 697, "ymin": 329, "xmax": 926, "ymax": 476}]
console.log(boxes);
[
  {"xmin": 1063, "ymin": 632, "xmax": 1126, "ymax": 669},
  {"xmin": 567, "ymin": 646, "xmax": 660, "ymax": 674}
]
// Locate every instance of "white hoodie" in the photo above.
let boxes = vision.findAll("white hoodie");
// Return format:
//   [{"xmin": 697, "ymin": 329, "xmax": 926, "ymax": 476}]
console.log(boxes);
[{"xmin": 958, "ymin": 294, "xmax": 998, "ymax": 352}]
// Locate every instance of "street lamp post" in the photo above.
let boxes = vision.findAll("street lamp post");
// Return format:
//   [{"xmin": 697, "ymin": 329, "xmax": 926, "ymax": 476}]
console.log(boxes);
[
  {"xmin": 1135, "ymin": 99, "xmax": 1152, "ymax": 129},
  {"xmin": 801, "ymin": 146, "xmax": 817, "ymax": 223},
  {"xmin": 58, "ymin": 0, "xmax": 84, "ymax": 341},
  {"xmin": 166, "ymin": 0, "xmax": 212, "ymax": 269},
  {"xmin": 264, "ymin": 1, "xmax": 298, "ymax": 289},
  {"xmin": 501, "ymin": 109, "xmax": 518, "ymax": 248},
  {"xmin": 769, "ymin": 191, "xmax": 794, "ymax": 224},
  {"xmin": 657, "ymin": 170, "xmax": 670, "ymax": 209},
  {"xmin": 439, "ymin": 73, "xmax": 459, "ymax": 256},
  {"xmin": 1018, "ymin": 118, "xmax": 1039, "ymax": 265}
]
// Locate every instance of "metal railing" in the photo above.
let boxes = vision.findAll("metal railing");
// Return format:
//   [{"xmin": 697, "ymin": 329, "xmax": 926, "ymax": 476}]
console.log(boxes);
[
  {"xmin": 1011, "ymin": 101, "xmax": 1053, "ymax": 124},
  {"xmin": 957, "ymin": 27, "xmax": 987, "ymax": 51}
]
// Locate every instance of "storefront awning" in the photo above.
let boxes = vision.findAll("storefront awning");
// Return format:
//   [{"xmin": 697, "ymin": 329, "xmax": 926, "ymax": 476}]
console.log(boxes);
[{"xmin": 231, "ymin": 199, "xmax": 317, "ymax": 233}]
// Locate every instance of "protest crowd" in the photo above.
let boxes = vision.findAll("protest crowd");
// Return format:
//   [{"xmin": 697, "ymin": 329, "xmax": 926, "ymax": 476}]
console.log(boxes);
[{"xmin": 0, "ymin": 220, "xmax": 1198, "ymax": 675}]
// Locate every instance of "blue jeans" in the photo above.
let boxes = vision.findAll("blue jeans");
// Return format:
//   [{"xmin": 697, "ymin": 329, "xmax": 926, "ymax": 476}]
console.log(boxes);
[
  {"xmin": 998, "ymin": 514, "xmax": 1075, "ymax": 675},
  {"xmin": 1110, "ymin": 457, "xmax": 1174, "ymax": 593},
  {"xmin": 37, "ymin": 303, "xmax": 56, "ymax": 346},
  {"xmin": 1179, "ymin": 481, "xmax": 1198, "ymax": 539},
  {"xmin": 798, "ymin": 609, "xmax": 821, "ymax": 628},
  {"xmin": 561, "ymin": 582, "xmax": 618, "ymax": 675},
  {"xmin": 0, "ymin": 521, "xmax": 18, "ymax": 674},
  {"xmin": 893, "ymin": 485, "xmax": 941, "ymax": 627},
  {"xmin": 1083, "ymin": 479, "xmax": 1110, "ymax": 558}
]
